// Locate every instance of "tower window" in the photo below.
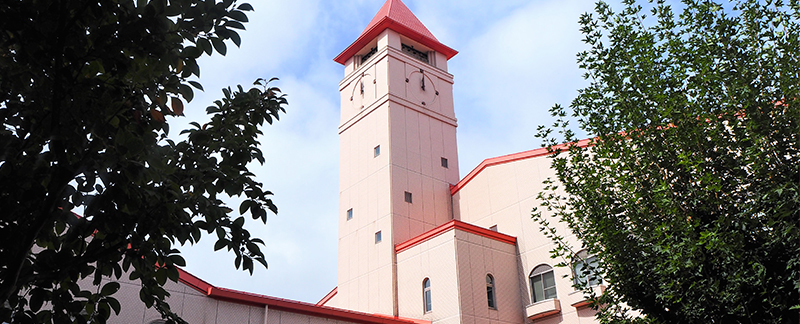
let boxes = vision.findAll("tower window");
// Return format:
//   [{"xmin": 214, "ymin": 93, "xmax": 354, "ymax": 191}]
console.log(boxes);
[
  {"xmin": 402, "ymin": 44, "xmax": 429, "ymax": 63},
  {"xmin": 361, "ymin": 47, "xmax": 378, "ymax": 64},
  {"xmin": 486, "ymin": 274, "xmax": 496, "ymax": 309},
  {"xmin": 441, "ymin": 157, "xmax": 448, "ymax": 168},
  {"xmin": 347, "ymin": 208, "xmax": 353, "ymax": 220},
  {"xmin": 374, "ymin": 145, "xmax": 380, "ymax": 157},
  {"xmin": 423, "ymin": 278, "xmax": 432, "ymax": 313},
  {"xmin": 375, "ymin": 231, "xmax": 382, "ymax": 243},
  {"xmin": 404, "ymin": 191, "xmax": 413, "ymax": 203}
]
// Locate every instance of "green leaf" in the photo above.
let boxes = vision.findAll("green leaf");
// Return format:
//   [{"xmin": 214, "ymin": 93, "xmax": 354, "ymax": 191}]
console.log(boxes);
[
  {"xmin": 29, "ymin": 289, "xmax": 44, "ymax": 312},
  {"xmin": 224, "ymin": 20, "xmax": 246, "ymax": 30},
  {"xmin": 227, "ymin": 10, "xmax": 249, "ymax": 22},
  {"xmin": 101, "ymin": 282, "xmax": 121, "ymax": 296},
  {"xmin": 230, "ymin": 30, "xmax": 241, "ymax": 47},
  {"xmin": 188, "ymin": 80, "xmax": 204, "ymax": 91},
  {"xmin": 214, "ymin": 239, "xmax": 226, "ymax": 251},
  {"xmin": 211, "ymin": 37, "xmax": 227, "ymax": 56},
  {"xmin": 237, "ymin": 3, "xmax": 254, "ymax": 11},
  {"xmin": 169, "ymin": 254, "xmax": 186, "ymax": 267},
  {"xmin": 198, "ymin": 37, "xmax": 212, "ymax": 55}
]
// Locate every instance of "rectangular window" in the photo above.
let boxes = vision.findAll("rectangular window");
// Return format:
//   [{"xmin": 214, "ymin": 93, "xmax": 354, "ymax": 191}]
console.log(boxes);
[
  {"xmin": 404, "ymin": 191, "xmax": 413, "ymax": 203},
  {"xmin": 574, "ymin": 256, "xmax": 601, "ymax": 287},
  {"xmin": 347, "ymin": 208, "xmax": 353, "ymax": 220},
  {"xmin": 402, "ymin": 43, "xmax": 429, "ymax": 63},
  {"xmin": 441, "ymin": 157, "xmax": 448, "ymax": 168},
  {"xmin": 531, "ymin": 271, "xmax": 557, "ymax": 302},
  {"xmin": 361, "ymin": 47, "xmax": 378, "ymax": 64},
  {"xmin": 374, "ymin": 145, "xmax": 381, "ymax": 157},
  {"xmin": 375, "ymin": 231, "xmax": 382, "ymax": 243}
]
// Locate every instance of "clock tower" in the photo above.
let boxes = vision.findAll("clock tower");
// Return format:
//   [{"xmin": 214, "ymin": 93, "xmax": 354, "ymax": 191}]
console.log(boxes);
[{"xmin": 329, "ymin": 0, "xmax": 460, "ymax": 315}]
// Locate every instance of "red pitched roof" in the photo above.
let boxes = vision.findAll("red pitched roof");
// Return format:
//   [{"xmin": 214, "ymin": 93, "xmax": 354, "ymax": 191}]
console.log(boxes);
[
  {"xmin": 365, "ymin": 0, "xmax": 438, "ymax": 42},
  {"xmin": 334, "ymin": 0, "xmax": 457, "ymax": 64},
  {"xmin": 177, "ymin": 268, "xmax": 429, "ymax": 324}
]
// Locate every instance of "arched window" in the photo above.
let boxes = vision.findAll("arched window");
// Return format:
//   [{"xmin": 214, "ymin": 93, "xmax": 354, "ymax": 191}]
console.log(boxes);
[
  {"xmin": 530, "ymin": 264, "xmax": 557, "ymax": 303},
  {"xmin": 486, "ymin": 274, "xmax": 497, "ymax": 309},
  {"xmin": 423, "ymin": 278, "xmax": 432, "ymax": 313},
  {"xmin": 573, "ymin": 250, "xmax": 601, "ymax": 288}
]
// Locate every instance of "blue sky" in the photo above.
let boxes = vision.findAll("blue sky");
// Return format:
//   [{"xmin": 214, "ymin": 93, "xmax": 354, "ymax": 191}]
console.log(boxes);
[{"xmin": 174, "ymin": 0, "xmax": 596, "ymax": 304}]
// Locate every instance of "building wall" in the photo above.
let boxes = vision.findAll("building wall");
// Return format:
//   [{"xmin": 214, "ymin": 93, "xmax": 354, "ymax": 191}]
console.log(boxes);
[
  {"xmin": 452, "ymin": 230, "xmax": 522, "ymax": 324},
  {"xmin": 452, "ymin": 154, "xmax": 597, "ymax": 323},
  {"xmin": 86, "ymin": 275, "xmax": 266, "ymax": 324},
  {"xmin": 396, "ymin": 227, "xmax": 522, "ymax": 324},
  {"xmin": 396, "ymin": 228, "xmax": 460, "ymax": 323}
]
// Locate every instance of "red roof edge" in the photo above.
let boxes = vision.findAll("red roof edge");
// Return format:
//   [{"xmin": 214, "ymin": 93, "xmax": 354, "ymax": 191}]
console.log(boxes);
[
  {"xmin": 177, "ymin": 267, "xmax": 214, "ymax": 295},
  {"xmin": 395, "ymin": 220, "xmax": 516, "ymax": 253},
  {"xmin": 316, "ymin": 287, "xmax": 337, "ymax": 306},
  {"xmin": 176, "ymin": 268, "xmax": 428, "ymax": 324},
  {"xmin": 450, "ymin": 138, "xmax": 594, "ymax": 196},
  {"xmin": 334, "ymin": 17, "xmax": 457, "ymax": 65}
]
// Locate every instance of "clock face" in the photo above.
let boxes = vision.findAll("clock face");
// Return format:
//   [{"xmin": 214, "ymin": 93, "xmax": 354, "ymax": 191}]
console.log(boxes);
[
  {"xmin": 407, "ymin": 70, "xmax": 436, "ymax": 107},
  {"xmin": 350, "ymin": 72, "xmax": 375, "ymax": 110}
]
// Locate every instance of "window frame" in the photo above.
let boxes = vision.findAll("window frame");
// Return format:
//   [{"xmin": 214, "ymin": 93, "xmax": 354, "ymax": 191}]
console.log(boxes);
[
  {"xmin": 530, "ymin": 264, "xmax": 557, "ymax": 303},
  {"xmin": 422, "ymin": 278, "xmax": 432, "ymax": 313},
  {"xmin": 573, "ymin": 250, "xmax": 601, "ymax": 288},
  {"xmin": 486, "ymin": 274, "xmax": 497, "ymax": 309}
]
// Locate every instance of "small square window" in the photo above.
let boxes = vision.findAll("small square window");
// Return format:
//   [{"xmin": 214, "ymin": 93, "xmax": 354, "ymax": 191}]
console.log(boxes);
[
  {"xmin": 375, "ymin": 231, "xmax": 382, "ymax": 243},
  {"xmin": 441, "ymin": 157, "xmax": 448, "ymax": 168},
  {"xmin": 347, "ymin": 208, "xmax": 353, "ymax": 220},
  {"xmin": 404, "ymin": 191, "xmax": 413, "ymax": 203},
  {"xmin": 374, "ymin": 145, "xmax": 381, "ymax": 157}
]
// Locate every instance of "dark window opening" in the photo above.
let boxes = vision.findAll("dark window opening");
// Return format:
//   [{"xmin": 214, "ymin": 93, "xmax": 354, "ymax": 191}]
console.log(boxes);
[
  {"xmin": 423, "ymin": 278, "xmax": 432, "ymax": 313},
  {"xmin": 402, "ymin": 44, "xmax": 429, "ymax": 63},
  {"xmin": 487, "ymin": 274, "xmax": 497, "ymax": 309},
  {"xmin": 361, "ymin": 47, "xmax": 378, "ymax": 64}
]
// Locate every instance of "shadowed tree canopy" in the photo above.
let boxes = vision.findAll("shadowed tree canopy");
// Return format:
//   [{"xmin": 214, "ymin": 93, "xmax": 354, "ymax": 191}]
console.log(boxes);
[
  {"xmin": 535, "ymin": 0, "xmax": 800, "ymax": 323},
  {"xmin": 0, "ymin": 1, "xmax": 286, "ymax": 323}
]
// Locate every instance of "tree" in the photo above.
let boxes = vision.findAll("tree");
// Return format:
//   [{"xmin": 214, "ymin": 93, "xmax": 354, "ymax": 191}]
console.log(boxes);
[
  {"xmin": 0, "ymin": 1, "xmax": 286, "ymax": 323},
  {"xmin": 534, "ymin": 0, "xmax": 800, "ymax": 323}
]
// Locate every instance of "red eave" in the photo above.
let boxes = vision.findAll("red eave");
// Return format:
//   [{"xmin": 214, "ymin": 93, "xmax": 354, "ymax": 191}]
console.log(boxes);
[
  {"xmin": 450, "ymin": 138, "xmax": 594, "ymax": 196},
  {"xmin": 334, "ymin": 0, "xmax": 457, "ymax": 65},
  {"xmin": 176, "ymin": 268, "xmax": 428, "ymax": 324},
  {"xmin": 316, "ymin": 287, "xmax": 337, "ymax": 306},
  {"xmin": 395, "ymin": 220, "xmax": 517, "ymax": 253}
]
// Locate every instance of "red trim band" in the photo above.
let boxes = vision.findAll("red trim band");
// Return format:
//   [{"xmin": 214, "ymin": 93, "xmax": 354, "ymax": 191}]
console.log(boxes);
[
  {"xmin": 395, "ymin": 220, "xmax": 516, "ymax": 253},
  {"xmin": 451, "ymin": 138, "xmax": 593, "ymax": 196}
]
